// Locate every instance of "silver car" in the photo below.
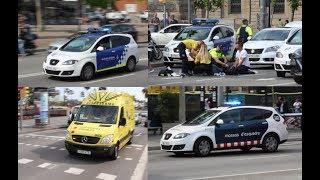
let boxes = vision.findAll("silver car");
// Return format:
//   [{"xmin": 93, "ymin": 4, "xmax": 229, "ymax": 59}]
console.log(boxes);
[{"xmin": 47, "ymin": 31, "xmax": 87, "ymax": 53}]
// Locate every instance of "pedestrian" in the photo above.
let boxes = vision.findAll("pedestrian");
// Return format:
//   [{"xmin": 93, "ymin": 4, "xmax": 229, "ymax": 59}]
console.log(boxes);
[
  {"xmin": 150, "ymin": 13, "xmax": 160, "ymax": 32},
  {"xmin": 207, "ymin": 97, "xmax": 214, "ymax": 109},
  {"xmin": 194, "ymin": 42, "xmax": 212, "ymax": 75},
  {"xmin": 169, "ymin": 14, "xmax": 178, "ymax": 24},
  {"xmin": 209, "ymin": 44, "xmax": 229, "ymax": 76},
  {"xmin": 276, "ymin": 97, "xmax": 289, "ymax": 114},
  {"xmin": 232, "ymin": 40, "xmax": 253, "ymax": 74},
  {"xmin": 277, "ymin": 18, "xmax": 285, "ymax": 27},
  {"xmin": 293, "ymin": 98, "xmax": 302, "ymax": 113},
  {"xmin": 160, "ymin": 14, "xmax": 169, "ymax": 29},
  {"xmin": 236, "ymin": 19, "xmax": 253, "ymax": 43},
  {"xmin": 285, "ymin": 20, "xmax": 289, "ymax": 25}
]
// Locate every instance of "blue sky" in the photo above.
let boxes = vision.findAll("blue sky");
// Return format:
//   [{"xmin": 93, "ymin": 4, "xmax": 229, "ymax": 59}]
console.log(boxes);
[{"xmin": 54, "ymin": 87, "xmax": 146, "ymax": 101}]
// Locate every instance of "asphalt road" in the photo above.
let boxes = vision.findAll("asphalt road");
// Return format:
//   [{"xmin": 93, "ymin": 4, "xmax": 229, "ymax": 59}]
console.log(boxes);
[
  {"xmin": 148, "ymin": 141, "xmax": 302, "ymax": 180},
  {"xmin": 148, "ymin": 64, "xmax": 301, "ymax": 86},
  {"xmin": 18, "ymin": 44, "xmax": 147, "ymax": 87},
  {"xmin": 18, "ymin": 126, "xmax": 147, "ymax": 180}
]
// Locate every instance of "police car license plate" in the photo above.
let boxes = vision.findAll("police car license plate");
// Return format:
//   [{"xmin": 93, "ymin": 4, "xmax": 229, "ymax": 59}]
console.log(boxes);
[
  {"xmin": 46, "ymin": 66, "xmax": 57, "ymax": 71},
  {"xmin": 77, "ymin": 150, "xmax": 91, "ymax": 155},
  {"xmin": 248, "ymin": 54, "xmax": 260, "ymax": 58}
]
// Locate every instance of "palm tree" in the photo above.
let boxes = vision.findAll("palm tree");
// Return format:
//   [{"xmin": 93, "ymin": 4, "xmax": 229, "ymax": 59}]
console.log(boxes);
[{"xmin": 288, "ymin": 0, "xmax": 301, "ymax": 21}]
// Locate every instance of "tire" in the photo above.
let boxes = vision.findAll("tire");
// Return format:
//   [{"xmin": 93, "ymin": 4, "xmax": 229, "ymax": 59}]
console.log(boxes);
[
  {"xmin": 154, "ymin": 47, "xmax": 163, "ymax": 60},
  {"xmin": 276, "ymin": 71, "xmax": 286, "ymax": 78},
  {"xmin": 193, "ymin": 138, "xmax": 212, "ymax": 157},
  {"xmin": 109, "ymin": 145, "xmax": 119, "ymax": 160},
  {"xmin": 125, "ymin": 57, "xmax": 136, "ymax": 72},
  {"xmin": 80, "ymin": 64, "xmax": 95, "ymax": 81},
  {"xmin": 240, "ymin": 146, "xmax": 252, "ymax": 152},
  {"xmin": 294, "ymin": 75, "xmax": 302, "ymax": 85},
  {"xmin": 262, "ymin": 134, "xmax": 279, "ymax": 153}
]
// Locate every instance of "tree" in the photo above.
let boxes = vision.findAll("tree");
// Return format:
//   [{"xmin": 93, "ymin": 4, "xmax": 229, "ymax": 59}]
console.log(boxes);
[
  {"xmin": 84, "ymin": 0, "xmax": 115, "ymax": 9},
  {"xmin": 288, "ymin": 0, "xmax": 301, "ymax": 21},
  {"xmin": 194, "ymin": 0, "xmax": 224, "ymax": 18}
]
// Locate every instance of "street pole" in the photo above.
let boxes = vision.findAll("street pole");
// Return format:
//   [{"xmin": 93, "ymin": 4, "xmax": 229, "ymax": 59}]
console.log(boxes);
[
  {"xmin": 77, "ymin": 0, "xmax": 81, "ymax": 31},
  {"xmin": 19, "ymin": 101, "xmax": 23, "ymax": 130},
  {"xmin": 272, "ymin": 86, "xmax": 275, "ymax": 107},
  {"xmin": 35, "ymin": 0, "xmax": 43, "ymax": 32},
  {"xmin": 200, "ymin": 86, "xmax": 205, "ymax": 111},
  {"xmin": 188, "ymin": 0, "xmax": 191, "ymax": 23},
  {"xmin": 259, "ymin": 0, "xmax": 267, "ymax": 30},
  {"xmin": 163, "ymin": 3, "xmax": 167, "ymax": 28},
  {"xmin": 179, "ymin": 86, "xmax": 186, "ymax": 123}
]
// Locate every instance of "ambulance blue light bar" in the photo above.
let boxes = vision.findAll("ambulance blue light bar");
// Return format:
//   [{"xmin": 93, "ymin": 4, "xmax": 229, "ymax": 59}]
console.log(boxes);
[{"xmin": 192, "ymin": 18, "xmax": 220, "ymax": 26}]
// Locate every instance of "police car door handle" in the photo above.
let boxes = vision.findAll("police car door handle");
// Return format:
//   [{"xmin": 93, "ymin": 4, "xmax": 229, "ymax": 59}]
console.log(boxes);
[{"xmin": 238, "ymin": 124, "xmax": 244, "ymax": 127}]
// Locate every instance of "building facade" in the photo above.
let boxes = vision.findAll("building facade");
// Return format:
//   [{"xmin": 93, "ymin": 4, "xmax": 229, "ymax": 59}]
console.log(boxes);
[{"xmin": 115, "ymin": 0, "xmax": 148, "ymax": 12}]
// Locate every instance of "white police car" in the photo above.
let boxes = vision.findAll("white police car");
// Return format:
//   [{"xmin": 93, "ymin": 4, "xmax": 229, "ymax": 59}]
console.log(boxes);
[
  {"xmin": 160, "ymin": 106, "xmax": 288, "ymax": 156},
  {"xmin": 162, "ymin": 19, "xmax": 236, "ymax": 67},
  {"xmin": 43, "ymin": 32, "xmax": 139, "ymax": 81}
]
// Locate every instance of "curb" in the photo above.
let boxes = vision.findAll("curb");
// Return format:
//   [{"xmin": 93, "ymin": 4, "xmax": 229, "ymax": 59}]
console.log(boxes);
[
  {"xmin": 148, "ymin": 138, "xmax": 302, "ymax": 151},
  {"xmin": 18, "ymin": 125, "xmax": 67, "ymax": 134}
]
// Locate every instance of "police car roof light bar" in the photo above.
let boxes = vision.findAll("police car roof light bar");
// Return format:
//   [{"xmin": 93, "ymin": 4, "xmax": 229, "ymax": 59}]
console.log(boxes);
[{"xmin": 192, "ymin": 18, "xmax": 220, "ymax": 26}]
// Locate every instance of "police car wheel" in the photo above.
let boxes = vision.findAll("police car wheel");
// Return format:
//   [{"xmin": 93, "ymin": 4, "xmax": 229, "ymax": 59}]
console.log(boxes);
[
  {"xmin": 194, "ymin": 138, "xmax": 211, "ymax": 157},
  {"xmin": 80, "ymin": 64, "xmax": 95, "ymax": 81},
  {"xmin": 110, "ymin": 145, "xmax": 119, "ymax": 160},
  {"xmin": 126, "ymin": 58, "xmax": 136, "ymax": 72},
  {"xmin": 263, "ymin": 135, "xmax": 279, "ymax": 152}
]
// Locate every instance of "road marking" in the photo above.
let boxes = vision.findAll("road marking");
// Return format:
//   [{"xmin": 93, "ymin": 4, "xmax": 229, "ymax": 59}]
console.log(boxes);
[
  {"xmin": 18, "ymin": 158, "xmax": 33, "ymax": 164},
  {"xmin": 18, "ymin": 72, "xmax": 43, "ymax": 79},
  {"xmin": 96, "ymin": 173, "xmax": 117, "ymax": 180},
  {"xmin": 33, "ymin": 144, "xmax": 40, "ymax": 147},
  {"xmin": 25, "ymin": 136, "xmax": 30, "ymax": 138},
  {"xmin": 25, "ymin": 144, "xmax": 32, "ymax": 146},
  {"xmin": 50, "ymin": 147, "xmax": 57, "ymax": 149},
  {"xmin": 59, "ymin": 148, "xmax": 66, "ymax": 151},
  {"xmin": 64, "ymin": 167, "xmax": 84, "ymax": 175},
  {"xmin": 41, "ymin": 145, "xmax": 48, "ymax": 148},
  {"xmin": 283, "ymin": 142, "xmax": 302, "ymax": 146},
  {"xmin": 257, "ymin": 78, "xmax": 276, "ymax": 81},
  {"xmin": 117, "ymin": 156, "xmax": 121, "ymax": 159},
  {"xmin": 37, "ymin": 163, "xmax": 52, "ymax": 168},
  {"xmin": 126, "ymin": 147, "xmax": 132, "ymax": 149},
  {"xmin": 125, "ymin": 158, "xmax": 133, "ymax": 160},
  {"xmin": 267, "ymin": 82, "xmax": 298, "ymax": 86},
  {"xmin": 135, "ymin": 148, "xmax": 142, "ymax": 150},
  {"xmin": 81, "ymin": 73, "xmax": 136, "ymax": 85},
  {"xmin": 196, "ymin": 77, "xmax": 224, "ymax": 82},
  {"xmin": 130, "ymin": 144, "xmax": 143, "ymax": 148},
  {"xmin": 18, "ymin": 142, "xmax": 24, "ymax": 145},
  {"xmin": 24, "ymin": 134, "xmax": 65, "ymax": 139},
  {"xmin": 134, "ymin": 133, "xmax": 142, "ymax": 136},
  {"xmin": 153, "ymin": 81, "xmax": 183, "ymax": 86},
  {"xmin": 130, "ymin": 145, "xmax": 148, "ymax": 180},
  {"xmin": 184, "ymin": 168, "xmax": 302, "ymax": 180},
  {"xmin": 235, "ymin": 154, "xmax": 291, "ymax": 161},
  {"xmin": 139, "ymin": 58, "xmax": 148, "ymax": 62}
]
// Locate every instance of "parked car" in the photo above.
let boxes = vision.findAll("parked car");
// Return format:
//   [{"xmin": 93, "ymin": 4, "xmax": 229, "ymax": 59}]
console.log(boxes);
[
  {"xmin": 67, "ymin": 105, "xmax": 80, "ymax": 125},
  {"xmin": 106, "ymin": 11, "xmax": 130, "ymax": 23},
  {"xmin": 48, "ymin": 31, "xmax": 87, "ymax": 53},
  {"xmin": 285, "ymin": 21, "xmax": 302, "ymax": 28},
  {"xmin": 289, "ymin": 48, "xmax": 302, "ymax": 85},
  {"xmin": 100, "ymin": 24, "xmax": 138, "ymax": 42},
  {"xmin": 163, "ymin": 19, "xmax": 236, "ymax": 67},
  {"xmin": 274, "ymin": 28, "xmax": 302, "ymax": 77},
  {"xmin": 151, "ymin": 24, "xmax": 191, "ymax": 48},
  {"xmin": 243, "ymin": 27, "xmax": 298, "ymax": 65}
]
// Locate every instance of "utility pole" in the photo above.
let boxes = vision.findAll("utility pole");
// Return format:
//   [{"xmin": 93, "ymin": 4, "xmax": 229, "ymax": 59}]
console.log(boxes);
[
  {"xmin": 179, "ymin": 86, "xmax": 186, "ymax": 123},
  {"xmin": 188, "ymin": 0, "xmax": 191, "ymax": 23},
  {"xmin": 259, "ymin": 0, "xmax": 268, "ymax": 29},
  {"xmin": 35, "ymin": 0, "xmax": 43, "ymax": 31},
  {"xmin": 200, "ymin": 86, "xmax": 205, "ymax": 111}
]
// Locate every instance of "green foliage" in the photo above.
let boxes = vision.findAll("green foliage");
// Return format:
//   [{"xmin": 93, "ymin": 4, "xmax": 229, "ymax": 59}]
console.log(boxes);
[
  {"xmin": 84, "ymin": 0, "xmax": 111, "ymax": 9},
  {"xmin": 194, "ymin": 0, "xmax": 224, "ymax": 12},
  {"xmin": 288, "ymin": 0, "xmax": 301, "ymax": 11},
  {"xmin": 157, "ymin": 92, "xmax": 179, "ymax": 123}
]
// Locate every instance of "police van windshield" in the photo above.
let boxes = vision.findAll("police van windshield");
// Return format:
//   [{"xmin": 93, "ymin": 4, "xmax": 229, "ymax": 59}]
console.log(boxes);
[
  {"xmin": 75, "ymin": 105, "xmax": 119, "ymax": 124},
  {"xmin": 183, "ymin": 110, "xmax": 220, "ymax": 125},
  {"xmin": 251, "ymin": 29, "xmax": 290, "ymax": 41},
  {"xmin": 61, "ymin": 36, "xmax": 98, "ymax": 52},
  {"xmin": 174, "ymin": 28, "xmax": 211, "ymax": 41}
]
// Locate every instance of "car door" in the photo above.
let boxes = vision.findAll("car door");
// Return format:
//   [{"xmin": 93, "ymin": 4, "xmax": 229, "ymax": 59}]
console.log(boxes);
[
  {"xmin": 220, "ymin": 26, "xmax": 236, "ymax": 56},
  {"xmin": 109, "ymin": 35, "xmax": 131, "ymax": 66},
  {"xmin": 94, "ymin": 37, "xmax": 118, "ymax": 71},
  {"xmin": 208, "ymin": 27, "xmax": 224, "ymax": 49},
  {"xmin": 238, "ymin": 108, "xmax": 270, "ymax": 142},
  {"xmin": 211, "ymin": 109, "xmax": 242, "ymax": 145}
]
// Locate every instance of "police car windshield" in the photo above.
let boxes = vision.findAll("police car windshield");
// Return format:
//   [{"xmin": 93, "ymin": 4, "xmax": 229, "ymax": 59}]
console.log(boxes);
[
  {"xmin": 174, "ymin": 28, "xmax": 211, "ymax": 41},
  {"xmin": 287, "ymin": 29, "xmax": 302, "ymax": 45},
  {"xmin": 183, "ymin": 110, "xmax": 220, "ymax": 125},
  {"xmin": 61, "ymin": 36, "xmax": 98, "ymax": 52},
  {"xmin": 75, "ymin": 105, "xmax": 119, "ymax": 124},
  {"xmin": 251, "ymin": 29, "xmax": 290, "ymax": 41}
]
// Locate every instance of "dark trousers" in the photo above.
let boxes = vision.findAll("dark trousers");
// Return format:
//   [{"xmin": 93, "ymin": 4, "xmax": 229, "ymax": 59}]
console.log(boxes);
[
  {"xmin": 237, "ymin": 65, "xmax": 250, "ymax": 74},
  {"xmin": 178, "ymin": 42, "xmax": 193, "ymax": 74}
]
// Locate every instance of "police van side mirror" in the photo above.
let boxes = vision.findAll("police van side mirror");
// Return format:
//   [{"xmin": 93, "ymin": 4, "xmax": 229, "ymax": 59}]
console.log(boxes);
[
  {"xmin": 119, "ymin": 117, "xmax": 126, "ymax": 126},
  {"xmin": 216, "ymin": 119, "xmax": 224, "ymax": 125},
  {"xmin": 97, "ymin": 46, "xmax": 104, "ymax": 51}
]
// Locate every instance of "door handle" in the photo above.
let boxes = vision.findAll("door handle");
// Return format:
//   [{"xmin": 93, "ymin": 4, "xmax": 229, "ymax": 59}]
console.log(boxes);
[{"xmin": 238, "ymin": 124, "xmax": 244, "ymax": 127}]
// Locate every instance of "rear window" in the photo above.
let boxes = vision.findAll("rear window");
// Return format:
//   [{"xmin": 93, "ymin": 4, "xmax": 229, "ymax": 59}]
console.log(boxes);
[
  {"xmin": 242, "ymin": 108, "xmax": 273, "ymax": 121},
  {"xmin": 110, "ymin": 36, "xmax": 130, "ymax": 47}
]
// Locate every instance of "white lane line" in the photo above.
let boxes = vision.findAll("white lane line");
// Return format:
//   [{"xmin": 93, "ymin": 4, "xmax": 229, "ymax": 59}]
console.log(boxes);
[
  {"xmin": 125, "ymin": 158, "xmax": 133, "ymax": 160},
  {"xmin": 81, "ymin": 73, "xmax": 135, "ymax": 85},
  {"xmin": 134, "ymin": 133, "xmax": 142, "ymax": 136},
  {"xmin": 25, "ymin": 144, "xmax": 32, "ymax": 146},
  {"xmin": 130, "ymin": 144, "xmax": 143, "ymax": 148},
  {"xmin": 18, "ymin": 72, "xmax": 43, "ymax": 79},
  {"xmin": 130, "ymin": 145, "xmax": 148, "ymax": 180},
  {"xmin": 18, "ymin": 158, "xmax": 34, "ymax": 164},
  {"xmin": 139, "ymin": 58, "xmax": 148, "ymax": 61},
  {"xmin": 153, "ymin": 81, "xmax": 182, "ymax": 86},
  {"xmin": 25, "ymin": 136, "xmax": 30, "ymax": 138},
  {"xmin": 235, "ymin": 154, "xmax": 291, "ymax": 161},
  {"xmin": 59, "ymin": 148, "xmax": 66, "ymax": 151},
  {"xmin": 267, "ymin": 82, "xmax": 298, "ymax": 86},
  {"xmin": 126, "ymin": 147, "xmax": 132, "ymax": 149},
  {"xmin": 37, "ymin": 163, "xmax": 52, "ymax": 168},
  {"xmin": 18, "ymin": 142, "xmax": 24, "ymax": 145},
  {"xmin": 117, "ymin": 156, "xmax": 121, "ymax": 159},
  {"xmin": 33, "ymin": 144, "xmax": 40, "ymax": 147},
  {"xmin": 64, "ymin": 167, "xmax": 85, "ymax": 175},
  {"xmin": 50, "ymin": 147, "xmax": 57, "ymax": 149},
  {"xmin": 196, "ymin": 77, "xmax": 224, "ymax": 82},
  {"xmin": 41, "ymin": 145, "xmax": 48, "ymax": 148},
  {"xmin": 96, "ymin": 173, "xmax": 117, "ymax": 180},
  {"xmin": 183, "ymin": 168, "xmax": 302, "ymax": 180},
  {"xmin": 23, "ymin": 134, "xmax": 65, "ymax": 139},
  {"xmin": 257, "ymin": 78, "xmax": 276, "ymax": 81},
  {"xmin": 135, "ymin": 148, "xmax": 142, "ymax": 150}
]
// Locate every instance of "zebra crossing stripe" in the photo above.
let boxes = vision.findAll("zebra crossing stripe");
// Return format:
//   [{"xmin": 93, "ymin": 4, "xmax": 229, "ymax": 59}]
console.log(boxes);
[
  {"xmin": 96, "ymin": 173, "xmax": 117, "ymax": 180},
  {"xmin": 125, "ymin": 158, "xmax": 133, "ymax": 160},
  {"xmin": 18, "ymin": 158, "xmax": 33, "ymax": 164},
  {"xmin": 37, "ymin": 163, "xmax": 51, "ymax": 168},
  {"xmin": 64, "ymin": 167, "xmax": 84, "ymax": 175},
  {"xmin": 130, "ymin": 144, "xmax": 143, "ymax": 148}
]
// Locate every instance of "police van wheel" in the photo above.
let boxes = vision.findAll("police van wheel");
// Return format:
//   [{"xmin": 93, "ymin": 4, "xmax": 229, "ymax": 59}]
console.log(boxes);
[
  {"xmin": 262, "ymin": 135, "xmax": 279, "ymax": 153},
  {"xmin": 80, "ymin": 64, "xmax": 95, "ymax": 81},
  {"xmin": 110, "ymin": 145, "xmax": 119, "ymax": 160},
  {"xmin": 240, "ymin": 147, "xmax": 252, "ymax": 152},
  {"xmin": 194, "ymin": 138, "xmax": 211, "ymax": 157},
  {"xmin": 126, "ymin": 57, "xmax": 136, "ymax": 72}
]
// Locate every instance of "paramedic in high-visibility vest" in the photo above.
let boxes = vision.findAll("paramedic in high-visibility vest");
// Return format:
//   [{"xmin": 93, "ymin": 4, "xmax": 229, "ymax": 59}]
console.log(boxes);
[{"xmin": 236, "ymin": 19, "xmax": 253, "ymax": 43}]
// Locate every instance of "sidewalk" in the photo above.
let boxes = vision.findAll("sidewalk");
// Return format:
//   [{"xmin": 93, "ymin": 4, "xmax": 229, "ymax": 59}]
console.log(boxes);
[
  {"xmin": 18, "ymin": 116, "xmax": 68, "ymax": 134},
  {"xmin": 148, "ymin": 123, "xmax": 302, "ymax": 151}
]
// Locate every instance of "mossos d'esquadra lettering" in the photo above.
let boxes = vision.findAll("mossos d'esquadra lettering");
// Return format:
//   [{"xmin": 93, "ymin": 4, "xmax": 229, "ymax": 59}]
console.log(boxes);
[{"xmin": 225, "ymin": 132, "xmax": 260, "ymax": 138}]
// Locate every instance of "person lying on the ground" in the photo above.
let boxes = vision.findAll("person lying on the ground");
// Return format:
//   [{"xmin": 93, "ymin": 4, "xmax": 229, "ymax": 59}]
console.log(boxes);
[
  {"xmin": 209, "ymin": 44, "xmax": 229, "ymax": 76},
  {"xmin": 193, "ymin": 43, "xmax": 212, "ymax": 75},
  {"xmin": 231, "ymin": 40, "xmax": 254, "ymax": 75}
]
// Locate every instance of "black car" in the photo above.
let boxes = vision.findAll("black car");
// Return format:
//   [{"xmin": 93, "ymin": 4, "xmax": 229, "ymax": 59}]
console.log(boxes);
[
  {"xmin": 289, "ymin": 48, "xmax": 302, "ymax": 85},
  {"xmin": 100, "ymin": 24, "xmax": 138, "ymax": 42}
]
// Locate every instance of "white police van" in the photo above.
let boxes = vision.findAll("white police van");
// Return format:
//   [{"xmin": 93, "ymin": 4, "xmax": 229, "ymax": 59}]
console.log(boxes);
[
  {"xmin": 160, "ymin": 106, "xmax": 288, "ymax": 156},
  {"xmin": 43, "ymin": 31, "xmax": 139, "ymax": 81}
]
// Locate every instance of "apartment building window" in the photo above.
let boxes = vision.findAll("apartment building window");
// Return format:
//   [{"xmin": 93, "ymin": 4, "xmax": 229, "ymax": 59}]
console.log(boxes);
[
  {"xmin": 273, "ymin": 0, "xmax": 285, "ymax": 14},
  {"xmin": 229, "ymin": 0, "xmax": 241, "ymax": 14}
]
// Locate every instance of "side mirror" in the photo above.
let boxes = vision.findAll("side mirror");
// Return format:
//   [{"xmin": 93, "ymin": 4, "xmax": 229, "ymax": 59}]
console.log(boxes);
[
  {"xmin": 119, "ymin": 117, "xmax": 126, "ymax": 126},
  {"xmin": 212, "ymin": 36, "xmax": 219, "ymax": 41},
  {"xmin": 97, "ymin": 46, "xmax": 104, "ymax": 51},
  {"xmin": 216, "ymin": 119, "xmax": 224, "ymax": 125}
]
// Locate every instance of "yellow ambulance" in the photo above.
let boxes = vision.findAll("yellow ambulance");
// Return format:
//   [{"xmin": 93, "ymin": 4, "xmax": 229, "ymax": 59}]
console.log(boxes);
[{"xmin": 65, "ymin": 90, "xmax": 135, "ymax": 159}]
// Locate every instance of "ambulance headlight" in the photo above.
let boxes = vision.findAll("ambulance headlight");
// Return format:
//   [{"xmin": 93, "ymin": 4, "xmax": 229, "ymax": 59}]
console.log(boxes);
[
  {"xmin": 102, "ymin": 135, "xmax": 114, "ymax": 144},
  {"xmin": 62, "ymin": 60, "xmax": 78, "ymax": 65},
  {"xmin": 65, "ymin": 132, "xmax": 71, "ymax": 140},
  {"xmin": 173, "ymin": 133, "xmax": 190, "ymax": 139}
]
